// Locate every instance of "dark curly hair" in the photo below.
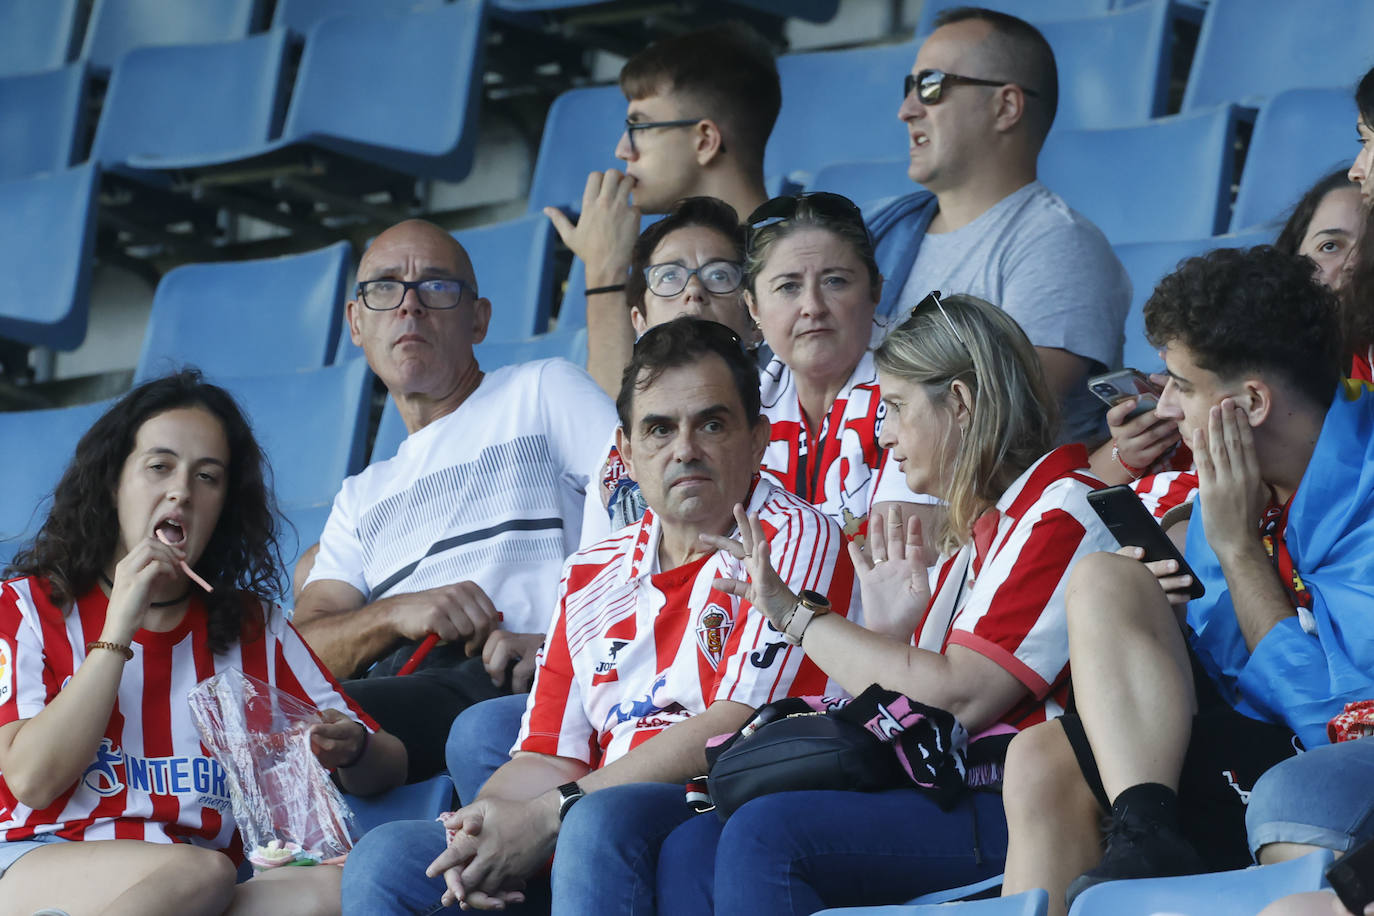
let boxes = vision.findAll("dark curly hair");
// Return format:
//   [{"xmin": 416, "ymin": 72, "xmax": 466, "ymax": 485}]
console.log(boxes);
[
  {"xmin": 4, "ymin": 370, "xmax": 284, "ymax": 653},
  {"xmin": 625, "ymin": 196, "xmax": 745, "ymax": 314},
  {"xmin": 1274, "ymin": 168, "xmax": 1354, "ymax": 257},
  {"xmin": 1144, "ymin": 246, "xmax": 1343, "ymax": 410}
]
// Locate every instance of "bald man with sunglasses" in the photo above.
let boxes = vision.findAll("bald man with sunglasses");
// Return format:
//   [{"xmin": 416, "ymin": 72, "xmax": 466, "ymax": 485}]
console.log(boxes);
[{"xmin": 870, "ymin": 7, "xmax": 1130, "ymax": 446}]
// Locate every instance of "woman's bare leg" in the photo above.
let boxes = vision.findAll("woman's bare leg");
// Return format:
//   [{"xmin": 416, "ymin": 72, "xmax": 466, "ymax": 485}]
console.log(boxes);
[{"xmin": 227, "ymin": 863, "xmax": 342, "ymax": 916}]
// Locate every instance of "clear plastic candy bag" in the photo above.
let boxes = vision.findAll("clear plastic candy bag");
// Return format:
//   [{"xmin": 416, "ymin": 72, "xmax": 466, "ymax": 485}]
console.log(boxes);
[{"xmin": 187, "ymin": 669, "xmax": 357, "ymax": 869}]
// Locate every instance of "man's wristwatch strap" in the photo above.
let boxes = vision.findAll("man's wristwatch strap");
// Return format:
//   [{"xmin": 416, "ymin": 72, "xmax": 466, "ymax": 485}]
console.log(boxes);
[{"xmin": 556, "ymin": 781, "xmax": 586, "ymax": 821}]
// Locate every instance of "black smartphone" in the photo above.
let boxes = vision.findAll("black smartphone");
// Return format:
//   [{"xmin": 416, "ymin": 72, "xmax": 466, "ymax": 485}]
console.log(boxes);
[
  {"xmin": 1329, "ymin": 836, "xmax": 1374, "ymax": 916},
  {"xmin": 1088, "ymin": 369, "xmax": 1164, "ymax": 420},
  {"xmin": 1086, "ymin": 485, "xmax": 1205, "ymax": 600}
]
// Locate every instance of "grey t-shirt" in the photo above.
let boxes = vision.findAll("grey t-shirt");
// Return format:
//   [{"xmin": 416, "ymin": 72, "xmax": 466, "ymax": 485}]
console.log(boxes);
[{"xmin": 893, "ymin": 181, "xmax": 1131, "ymax": 445}]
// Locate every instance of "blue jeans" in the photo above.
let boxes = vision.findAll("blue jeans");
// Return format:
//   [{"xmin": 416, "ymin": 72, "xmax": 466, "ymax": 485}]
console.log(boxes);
[
  {"xmin": 552, "ymin": 783, "xmax": 698, "ymax": 916},
  {"xmin": 447, "ymin": 693, "xmax": 529, "ymax": 804},
  {"xmin": 657, "ymin": 789, "xmax": 1009, "ymax": 916},
  {"xmin": 1247, "ymin": 739, "xmax": 1374, "ymax": 858}
]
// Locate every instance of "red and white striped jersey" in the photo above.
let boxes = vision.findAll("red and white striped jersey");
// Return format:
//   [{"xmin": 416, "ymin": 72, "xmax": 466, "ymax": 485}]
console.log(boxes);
[
  {"xmin": 1134, "ymin": 468, "xmax": 1200, "ymax": 520},
  {"xmin": 758, "ymin": 351, "xmax": 935, "ymax": 543},
  {"xmin": 0, "ymin": 578, "xmax": 373, "ymax": 860},
  {"xmin": 914, "ymin": 445, "xmax": 1116, "ymax": 730},
  {"xmin": 517, "ymin": 477, "xmax": 858, "ymax": 769}
]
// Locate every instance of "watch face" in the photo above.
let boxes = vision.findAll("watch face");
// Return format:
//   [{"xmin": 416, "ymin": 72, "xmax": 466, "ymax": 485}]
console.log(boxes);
[{"xmin": 799, "ymin": 589, "xmax": 830, "ymax": 610}]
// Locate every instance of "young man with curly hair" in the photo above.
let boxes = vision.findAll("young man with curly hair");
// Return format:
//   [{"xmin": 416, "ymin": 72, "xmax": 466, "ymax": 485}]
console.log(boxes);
[{"xmin": 998, "ymin": 246, "xmax": 1374, "ymax": 916}]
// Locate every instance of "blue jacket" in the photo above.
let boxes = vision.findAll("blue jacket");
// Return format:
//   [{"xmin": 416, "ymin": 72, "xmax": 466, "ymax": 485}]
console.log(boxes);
[
  {"xmin": 1186, "ymin": 382, "xmax": 1374, "ymax": 748},
  {"xmin": 868, "ymin": 190, "xmax": 938, "ymax": 323}
]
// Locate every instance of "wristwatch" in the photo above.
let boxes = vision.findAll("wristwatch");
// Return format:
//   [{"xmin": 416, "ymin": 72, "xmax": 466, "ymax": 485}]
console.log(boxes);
[
  {"xmin": 781, "ymin": 590, "xmax": 832, "ymax": 645},
  {"xmin": 556, "ymin": 781, "xmax": 586, "ymax": 821}
]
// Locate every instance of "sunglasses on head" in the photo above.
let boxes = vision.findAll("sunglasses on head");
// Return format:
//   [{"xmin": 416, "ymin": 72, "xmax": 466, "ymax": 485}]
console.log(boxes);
[
  {"xmin": 903, "ymin": 68, "xmax": 1041, "ymax": 106},
  {"xmin": 744, "ymin": 192, "xmax": 870, "ymax": 255},
  {"xmin": 910, "ymin": 290, "xmax": 970, "ymax": 352}
]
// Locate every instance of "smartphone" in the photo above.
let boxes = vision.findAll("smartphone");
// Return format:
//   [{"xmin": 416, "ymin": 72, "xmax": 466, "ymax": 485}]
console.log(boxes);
[
  {"xmin": 1086, "ymin": 485, "xmax": 1205, "ymax": 600},
  {"xmin": 1329, "ymin": 835, "xmax": 1374, "ymax": 916},
  {"xmin": 1088, "ymin": 369, "xmax": 1164, "ymax": 420}
]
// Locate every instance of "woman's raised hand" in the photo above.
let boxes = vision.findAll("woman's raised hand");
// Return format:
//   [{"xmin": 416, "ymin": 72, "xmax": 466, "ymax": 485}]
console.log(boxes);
[
  {"xmin": 848, "ymin": 505, "xmax": 931, "ymax": 640},
  {"xmin": 699, "ymin": 503, "xmax": 800, "ymax": 631},
  {"xmin": 103, "ymin": 536, "xmax": 187, "ymax": 642}
]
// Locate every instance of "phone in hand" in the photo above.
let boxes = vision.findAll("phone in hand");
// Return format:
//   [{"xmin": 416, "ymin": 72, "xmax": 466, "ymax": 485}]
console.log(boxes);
[
  {"xmin": 1086, "ymin": 485, "xmax": 1205, "ymax": 600},
  {"xmin": 1329, "ymin": 836, "xmax": 1374, "ymax": 916},
  {"xmin": 1088, "ymin": 369, "xmax": 1164, "ymax": 421}
]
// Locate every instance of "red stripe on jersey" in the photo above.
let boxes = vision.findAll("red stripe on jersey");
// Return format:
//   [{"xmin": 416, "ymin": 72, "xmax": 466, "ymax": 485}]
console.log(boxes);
[{"xmin": 1004, "ymin": 444, "xmax": 1093, "ymax": 522}]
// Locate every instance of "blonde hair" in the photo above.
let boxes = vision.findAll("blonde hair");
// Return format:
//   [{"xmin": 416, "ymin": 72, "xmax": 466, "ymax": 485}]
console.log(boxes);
[{"xmin": 874, "ymin": 294, "xmax": 1058, "ymax": 552}]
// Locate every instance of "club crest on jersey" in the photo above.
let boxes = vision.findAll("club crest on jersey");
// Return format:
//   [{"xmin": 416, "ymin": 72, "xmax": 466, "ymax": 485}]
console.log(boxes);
[
  {"xmin": 0, "ymin": 639, "xmax": 12, "ymax": 706},
  {"xmin": 695, "ymin": 603, "xmax": 733, "ymax": 668},
  {"xmin": 82, "ymin": 739, "xmax": 124, "ymax": 797}
]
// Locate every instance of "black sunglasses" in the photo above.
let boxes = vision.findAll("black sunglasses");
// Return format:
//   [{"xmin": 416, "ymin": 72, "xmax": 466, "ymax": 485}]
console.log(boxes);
[
  {"xmin": 744, "ymin": 192, "xmax": 871, "ymax": 254},
  {"xmin": 908, "ymin": 289, "xmax": 970, "ymax": 351},
  {"xmin": 903, "ymin": 68, "xmax": 1041, "ymax": 106}
]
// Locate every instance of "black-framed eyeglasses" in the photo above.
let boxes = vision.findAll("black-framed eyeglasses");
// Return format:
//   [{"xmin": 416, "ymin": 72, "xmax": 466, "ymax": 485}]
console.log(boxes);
[
  {"xmin": 644, "ymin": 259, "xmax": 744, "ymax": 298},
  {"xmin": 745, "ymin": 192, "xmax": 871, "ymax": 255},
  {"xmin": 632, "ymin": 316, "xmax": 744, "ymax": 354},
  {"xmin": 910, "ymin": 290, "xmax": 970, "ymax": 351},
  {"xmin": 903, "ymin": 69, "xmax": 1041, "ymax": 106},
  {"xmin": 624, "ymin": 117, "xmax": 706, "ymax": 154},
  {"xmin": 356, "ymin": 278, "xmax": 476, "ymax": 311}
]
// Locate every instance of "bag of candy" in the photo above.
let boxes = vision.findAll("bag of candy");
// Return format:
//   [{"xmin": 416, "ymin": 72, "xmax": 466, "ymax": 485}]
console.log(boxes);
[{"xmin": 188, "ymin": 669, "xmax": 357, "ymax": 870}]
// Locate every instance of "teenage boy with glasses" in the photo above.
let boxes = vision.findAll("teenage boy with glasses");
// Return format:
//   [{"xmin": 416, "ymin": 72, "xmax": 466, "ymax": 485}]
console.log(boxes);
[
  {"xmin": 541, "ymin": 21, "xmax": 781, "ymax": 398},
  {"xmin": 871, "ymin": 6, "xmax": 1130, "ymax": 446},
  {"xmin": 292, "ymin": 219, "xmax": 617, "ymax": 783}
]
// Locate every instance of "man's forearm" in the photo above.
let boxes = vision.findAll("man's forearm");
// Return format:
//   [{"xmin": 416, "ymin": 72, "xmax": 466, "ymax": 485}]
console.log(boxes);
[
  {"xmin": 294, "ymin": 598, "xmax": 403, "ymax": 679},
  {"xmin": 1218, "ymin": 542, "xmax": 1298, "ymax": 651},
  {"xmin": 586, "ymin": 291, "xmax": 635, "ymax": 397}
]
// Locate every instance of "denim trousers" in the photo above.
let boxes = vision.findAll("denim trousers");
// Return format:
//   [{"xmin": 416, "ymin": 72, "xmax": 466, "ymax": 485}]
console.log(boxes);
[{"xmin": 1246, "ymin": 738, "xmax": 1374, "ymax": 858}]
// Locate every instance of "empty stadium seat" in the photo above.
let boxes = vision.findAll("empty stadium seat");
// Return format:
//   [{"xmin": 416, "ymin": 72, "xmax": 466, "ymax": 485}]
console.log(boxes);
[
  {"xmin": 81, "ymin": 0, "xmax": 265, "ymax": 73},
  {"xmin": 0, "ymin": 164, "xmax": 99, "ymax": 349},
  {"xmin": 277, "ymin": 501, "xmax": 334, "ymax": 592},
  {"xmin": 1230, "ymin": 89, "xmax": 1360, "ymax": 233},
  {"xmin": 345, "ymin": 774, "xmax": 455, "ymax": 838},
  {"xmin": 135, "ymin": 241, "xmax": 352, "ymax": 384},
  {"xmin": 0, "ymin": 64, "xmax": 89, "ymax": 182},
  {"xmin": 816, "ymin": 888, "xmax": 1048, "ymax": 916},
  {"xmin": 809, "ymin": 158, "xmax": 912, "ymax": 214},
  {"xmin": 1068, "ymin": 849, "xmax": 1334, "ymax": 916},
  {"xmin": 272, "ymin": 0, "xmax": 444, "ymax": 36},
  {"xmin": 526, "ymin": 83, "xmax": 628, "ymax": 213},
  {"xmin": 1035, "ymin": 0, "xmax": 1172, "ymax": 129},
  {"xmin": 767, "ymin": 41, "xmax": 919, "ymax": 185},
  {"xmin": 1181, "ymin": 0, "xmax": 1374, "ymax": 113},
  {"xmin": 459, "ymin": 216, "xmax": 557, "ymax": 343},
  {"xmin": 916, "ymin": 0, "xmax": 1111, "ymax": 34},
  {"xmin": 0, "ymin": 0, "xmax": 81, "ymax": 78},
  {"xmin": 1112, "ymin": 230, "xmax": 1271, "ymax": 370},
  {"xmin": 92, "ymin": 29, "xmax": 290, "ymax": 176},
  {"xmin": 496, "ymin": 0, "xmax": 837, "ymax": 18},
  {"xmin": 1038, "ymin": 105, "xmax": 1241, "ymax": 245},
  {"xmin": 0, "ymin": 399, "xmax": 114, "ymax": 565},
  {"xmin": 370, "ymin": 398, "xmax": 410, "ymax": 464},
  {"xmin": 215, "ymin": 360, "xmax": 373, "ymax": 509}
]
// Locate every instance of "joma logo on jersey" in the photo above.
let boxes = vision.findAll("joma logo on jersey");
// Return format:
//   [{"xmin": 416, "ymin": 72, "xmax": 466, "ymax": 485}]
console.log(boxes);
[{"xmin": 81, "ymin": 738, "xmax": 230, "ymax": 801}]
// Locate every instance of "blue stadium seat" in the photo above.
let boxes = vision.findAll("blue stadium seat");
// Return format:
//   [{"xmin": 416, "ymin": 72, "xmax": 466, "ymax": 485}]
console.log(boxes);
[
  {"xmin": 808, "ymin": 158, "xmax": 913, "ymax": 214},
  {"xmin": 81, "ymin": 0, "xmax": 265, "ymax": 73},
  {"xmin": 1181, "ymin": 0, "xmax": 1374, "ymax": 113},
  {"xmin": 557, "ymin": 259, "xmax": 590, "ymax": 335},
  {"xmin": 817, "ymin": 888, "xmax": 1048, "ymax": 916},
  {"xmin": 92, "ymin": 29, "xmax": 290, "ymax": 176},
  {"xmin": 1069, "ymin": 849, "xmax": 1334, "ymax": 916},
  {"xmin": 272, "ymin": 0, "xmax": 444, "ymax": 36},
  {"xmin": 458, "ymin": 216, "xmax": 557, "ymax": 343},
  {"xmin": 135, "ymin": 241, "xmax": 351, "ymax": 384},
  {"xmin": 0, "ymin": 164, "xmax": 99, "ymax": 349},
  {"xmin": 345, "ymin": 774, "xmax": 455, "ymax": 838},
  {"xmin": 370, "ymin": 399, "xmax": 409, "ymax": 465},
  {"xmin": 1038, "ymin": 105, "xmax": 1241, "ymax": 245},
  {"xmin": 526, "ymin": 83, "xmax": 627, "ymax": 213},
  {"xmin": 1230, "ymin": 89, "xmax": 1360, "ymax": 233},
  {"xmin": 0, "ymin": 64, "xmax": 89, "ymax": 182},
  {"xmin": 1035, "ymin": 0, "xmax": 1172, "ymax": 129},
  {"xmin": 0, "ymin": 399, "xmax": 114, "ymax": 564},
  {"xmin": 767, "ymin": 40, "xmax": 919, "ymax": 185},
  {"xmin": 1112, "ymin": 230, "xmax": 1271, "ymax": 371},
  {"xmin": 277, "ymin": 501, "xmax": 333, "ymax": 592},
  {"xmin": 496, "ymin": 0, "xmax": 837, "ymax": 19},
  {"xmin": 0, "ymin": 0, "xmax": 82, "ymax": 78},
  {"xmin": 214, "ymin": 360, "xmax": 373, "ymax": 509},
  {"xmin": 916, "ymin": 0, "xmax": 1111, "ymax": 33},
  {"xmin": 476, "ymin": 329, "xmax": 587, "ymax": 373}
]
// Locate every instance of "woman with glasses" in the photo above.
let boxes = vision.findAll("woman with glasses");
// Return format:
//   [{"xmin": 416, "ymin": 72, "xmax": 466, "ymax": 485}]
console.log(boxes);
[{"xmin": 653, "ymin": 293, "xmax": 1118, "ymax": 915}]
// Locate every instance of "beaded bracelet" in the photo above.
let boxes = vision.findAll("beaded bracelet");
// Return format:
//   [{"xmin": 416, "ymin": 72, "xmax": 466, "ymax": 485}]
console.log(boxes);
[
  {"xmin": 85, "ymin": 640, "xmax": 133, "ymax": 661},
  {"xmin": 1111, "ymin": 442, "xmax": 1150, "ymax": 480}
]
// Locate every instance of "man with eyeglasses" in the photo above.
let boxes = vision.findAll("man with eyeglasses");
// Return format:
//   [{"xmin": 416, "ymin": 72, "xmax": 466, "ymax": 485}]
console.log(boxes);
[
  {"xmin": 294, "ymin": 219, "xmax": 617, "ymax": 782},
  {"xmin": 540, "ymin": 22, "xmax": 781, "ymax": 398},
  {"xmin": 340, "ymin": 316, "xmax": 859, "ymax": 915},
  {"xmin": 870, "ymin": 7, "xmax": 1130, "ymax": 446}
]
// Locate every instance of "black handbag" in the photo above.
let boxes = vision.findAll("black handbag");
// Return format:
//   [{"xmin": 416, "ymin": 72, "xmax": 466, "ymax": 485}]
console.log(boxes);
[{"xmin": 702, "ymin": 685, "xmax": 977, "ymax": 820}]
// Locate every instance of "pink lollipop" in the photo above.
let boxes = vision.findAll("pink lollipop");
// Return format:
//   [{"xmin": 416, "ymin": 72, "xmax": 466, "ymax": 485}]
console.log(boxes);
[{"xmin": 156, "ymin": 528, "xmax": 214, "ymax": 593}]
